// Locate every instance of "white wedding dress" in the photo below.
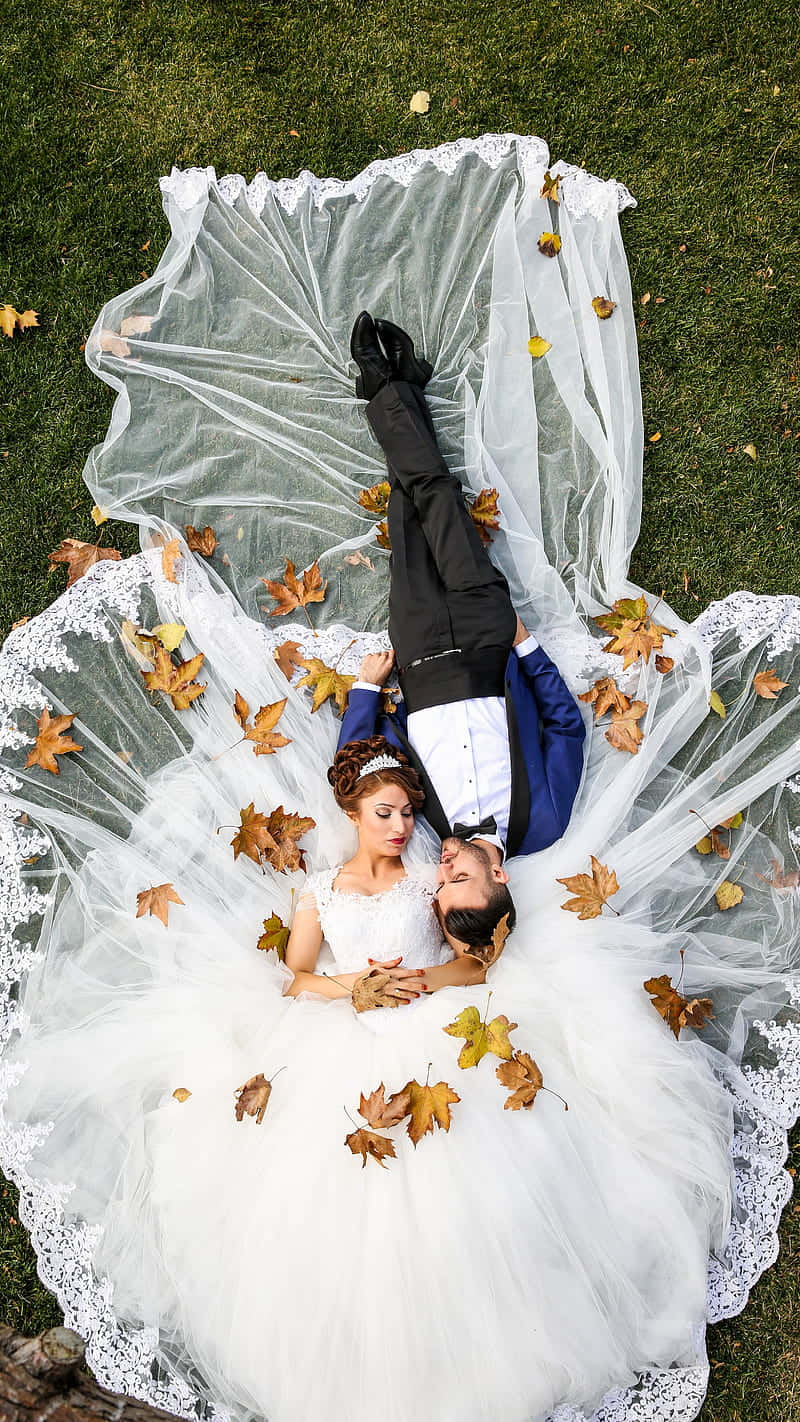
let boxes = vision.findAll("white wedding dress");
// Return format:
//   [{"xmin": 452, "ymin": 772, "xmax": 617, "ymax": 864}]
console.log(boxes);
[{"xmin": 0, "ymin": 133, "xmax": 798, "ymax": 1422}]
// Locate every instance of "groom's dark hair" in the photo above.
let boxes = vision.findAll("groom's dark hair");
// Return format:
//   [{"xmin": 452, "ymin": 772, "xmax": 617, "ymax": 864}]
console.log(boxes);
[{"xmin": 443, "ymin": 883, "xmax": 516, "ymax": 951}]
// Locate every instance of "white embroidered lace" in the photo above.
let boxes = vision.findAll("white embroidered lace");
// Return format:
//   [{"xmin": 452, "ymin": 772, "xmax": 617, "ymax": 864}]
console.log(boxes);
[
  {"xmin": 159, "ymin": 133, "xmax": 637, "ymax": 223},
  {"xmin": 0, "ymin": 552, "xmax": 798, "ymax": 1422},
  {"xmin": 300, "ymin": 867, "xmax": 446, "ymax": 973}
]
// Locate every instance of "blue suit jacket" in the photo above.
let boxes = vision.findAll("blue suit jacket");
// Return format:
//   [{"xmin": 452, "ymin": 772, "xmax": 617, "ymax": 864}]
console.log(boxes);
[{"xmin": 337, "ymin": 643, "xmax": 587, "ymax": 858}]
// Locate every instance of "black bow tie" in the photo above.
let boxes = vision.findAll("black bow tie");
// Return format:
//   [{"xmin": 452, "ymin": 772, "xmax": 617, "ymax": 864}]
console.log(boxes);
[{"xmin": 450, "ymin": 814, "xmax": 498, "ymax": 842}]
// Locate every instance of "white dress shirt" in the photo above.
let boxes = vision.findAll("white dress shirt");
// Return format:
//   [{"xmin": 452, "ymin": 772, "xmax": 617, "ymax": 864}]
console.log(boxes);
[{"xmin": 353, "ymin": 634, "xmax": 539, "ymax": 857}]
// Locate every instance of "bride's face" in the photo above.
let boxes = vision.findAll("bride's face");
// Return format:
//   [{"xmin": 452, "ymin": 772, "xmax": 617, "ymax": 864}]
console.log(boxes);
[{"xmin": 348, "ymin": 782, "xmax": 415, "ymax": 857}]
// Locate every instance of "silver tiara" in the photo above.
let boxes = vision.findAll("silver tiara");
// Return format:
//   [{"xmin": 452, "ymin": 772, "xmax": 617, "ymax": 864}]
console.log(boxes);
[{"xmin": 357, "ymin": 753, "xmax": 402, "ymax": 779}]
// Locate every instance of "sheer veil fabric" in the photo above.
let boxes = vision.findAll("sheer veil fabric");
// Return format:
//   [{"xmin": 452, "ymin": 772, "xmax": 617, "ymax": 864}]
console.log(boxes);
[{"xmin": 0, "ymin": 133, "xmax": 798, "ymax": 1421}]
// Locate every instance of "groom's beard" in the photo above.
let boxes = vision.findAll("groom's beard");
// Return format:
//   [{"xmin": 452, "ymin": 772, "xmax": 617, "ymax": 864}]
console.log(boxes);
[{"xmin": 440, "ymin": 837, "xmax": 493, "ymax": 869}]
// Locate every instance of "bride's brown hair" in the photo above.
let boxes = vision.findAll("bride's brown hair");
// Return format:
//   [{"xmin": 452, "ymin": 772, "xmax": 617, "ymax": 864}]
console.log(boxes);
[{"xmin": 328, "ymin": 735, "xmax": 425, "ymax": 814}]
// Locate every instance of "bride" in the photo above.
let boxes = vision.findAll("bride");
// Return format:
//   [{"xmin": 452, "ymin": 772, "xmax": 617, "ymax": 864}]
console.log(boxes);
[{"xmin": 1, "ymin": 133, "xmax": 798, "ymax": 1422}]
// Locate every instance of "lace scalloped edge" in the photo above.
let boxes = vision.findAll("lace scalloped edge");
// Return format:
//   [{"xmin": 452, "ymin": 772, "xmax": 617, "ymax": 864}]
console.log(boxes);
[
  {"xmin": 0, "ymin": 551, "xmax": 798, "ymax": 1422},
  {"xmin": 158, "ymin": 132, "xmax": 638, "ymax": 222}
]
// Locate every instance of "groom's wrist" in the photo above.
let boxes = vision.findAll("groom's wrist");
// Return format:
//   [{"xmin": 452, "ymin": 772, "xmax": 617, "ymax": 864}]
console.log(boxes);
[
  {"xmin": 352, "ymin": 680, "xmax": 382, "ymax": 693},
  {"xmin": 513, "ymin": 633, "xmax": 540, "ymax": 657}
]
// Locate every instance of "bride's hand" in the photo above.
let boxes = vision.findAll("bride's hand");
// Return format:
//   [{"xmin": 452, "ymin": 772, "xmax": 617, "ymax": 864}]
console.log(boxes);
[{"xmin": 366, "ymin": 956, "xmax": 433, "ymax": 1001}]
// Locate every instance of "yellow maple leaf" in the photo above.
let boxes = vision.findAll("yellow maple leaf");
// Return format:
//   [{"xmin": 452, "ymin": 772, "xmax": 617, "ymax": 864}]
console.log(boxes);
[{"xmin": 443, "ymin": 1000, "xmax": 517, "ymax": 1069}]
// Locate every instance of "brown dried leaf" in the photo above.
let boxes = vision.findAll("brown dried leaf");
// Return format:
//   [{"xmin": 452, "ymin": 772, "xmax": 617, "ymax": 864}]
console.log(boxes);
[
  {"xmin": 234, "ymin": 1072, "xmax": 272, "ymax": 1124},
  {"xmin": 755, "ymin": 858, "xmax": 800, "ymax": 890},
  {"xmin": 351, "ymin": 968, "xmax": 399, "ymax": 1013},
  {"xmin": 469, "ymin": 488, "xmax": 501, "ymax": 545},
  {"xmin": 655, "ymin": 655, "xmax": 674, "ymax": 673},
  {"xmin": 537, "ymin": 231, "xmax": 562, "ymax": 258},
  {"xmin": 753, "ymin": 666, "xmax": 789, "ymax": 699},
  {"xmin": 260, "ymin": 806, "xmax": 315, "ymax": 875},
  {"xmin": 556, "ymin": 855, "xmax": 619, "ymax": 918},
  {"xmin": 358, "ymin": 1082, "xmax": 412, "ymax": 1129},
  {"xmin": 539, "ymin": 170, "xmax": 562, "ymax": 203},
  {"xmin": 160, "ymin": 538, "xmax": 182, "ymax": 584},
  {"xmin": 376, "ymin": 519, "xmax": 391, "ymax": 550},
  {"xmin": 47, "ymin": 538, "xmax": 122, "ymax": 587},
  {"xmin": 592, "ymin": 296, "xmax": 617, "ymax": 318},
  {"xmin": 141, "ymin": 643, "xmax": 206, "ymax": 709},
  {"xmin": 496, "ymin": 1050, "xmax": 545, "ymax": 1110},
  {"xmin": 605, "ymin": 699, "xmax": 648, "ymax": 754},
  {"xmin": 97, "ymin": 328, "xmax": 131, "ymax": 357},
  {"xmin": 345, "ymin": 1125, "xmax": 397, "ymax": 1168},
  {"xmin": 358, "ymin": 481, "xmax": 391, "ymax": 517},
  {"xmin": 238, "ymin": 695, "xmax": 292, "ymax": 755},
  {"xmin": 343, "ymin": 549, "xmax": 376, "ymax": 571},
  {"xmin": 230, "ymin": 802, "xmax": 275, "ymax": 865},
  {"xmin": 119, "ymin": 313, "xmax": 153, "ymax": 337},
  {"xmin": 578, "ymin": 675, "xmax": 631, "ymax": 719},
  {"xmin": 463, "ymin": 912, "xmax": 511, "ymax": 969},
  {"xmin": 135, "ymin": 881, "xmax": 185, "ymax": 928},
  {"xmin": 184, "ymin": 523, "xmax": 219, "ymax": 556},
  {"xmin": 274, "ymin": 640, "xmax": 304, "ymax": 680},
  {"xmin": 643, "ymin": 974, "xmax": 714, "ymax": 1039},
  {"xmin": 24, "ymin": 708, "xmax": 83, "ymax": 775},
  {"xmin": 172, "ymin": 1087, "xmax": 192, "ymax": 1102},
  {"xmin": 261, "ymin": 558, "xmax": 327, "ymax": 617}
]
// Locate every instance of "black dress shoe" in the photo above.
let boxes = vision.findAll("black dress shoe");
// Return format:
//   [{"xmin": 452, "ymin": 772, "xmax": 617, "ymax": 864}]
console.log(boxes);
[
  {"xmin": 350, "ymin": 310, "xmax": 392, "ymax": 400},
  {"xmin": 374, "ymin": 317, "xmax": 434, "ymax": 387}
]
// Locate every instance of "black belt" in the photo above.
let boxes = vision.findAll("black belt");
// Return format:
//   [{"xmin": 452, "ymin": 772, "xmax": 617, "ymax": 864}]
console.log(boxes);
[{"xmin": 399, "ymin": 644, "xmax": 509, "ymax": 714}]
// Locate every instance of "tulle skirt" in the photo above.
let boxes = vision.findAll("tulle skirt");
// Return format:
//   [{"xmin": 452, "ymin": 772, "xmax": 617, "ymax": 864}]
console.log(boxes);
[{"xmin": 4, "ymin": 853, "xmax": 736, "ymax": 1422}]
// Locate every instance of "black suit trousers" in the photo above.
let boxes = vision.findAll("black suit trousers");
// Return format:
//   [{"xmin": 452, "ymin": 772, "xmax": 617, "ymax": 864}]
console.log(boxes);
[{"xmin": 364, "ymin": 379, "xmax": 517, "ymax": 705}]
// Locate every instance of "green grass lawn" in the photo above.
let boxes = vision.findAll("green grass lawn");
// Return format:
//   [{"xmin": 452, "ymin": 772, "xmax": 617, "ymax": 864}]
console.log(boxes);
[{"xmin": 1, "ymin": 0, "xmax": 798, "ymax": 1415}]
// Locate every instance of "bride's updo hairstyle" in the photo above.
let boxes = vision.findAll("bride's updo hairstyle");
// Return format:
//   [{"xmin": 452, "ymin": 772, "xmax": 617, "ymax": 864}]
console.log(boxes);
[{"xmin": 328, "ymin": 735, "xmax": 425, "ymax": 815}]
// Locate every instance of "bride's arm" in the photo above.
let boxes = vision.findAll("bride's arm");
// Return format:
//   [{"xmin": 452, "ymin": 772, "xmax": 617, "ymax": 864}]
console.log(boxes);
[{"xmin": 283, "ymin": 899, "xmax": 362, "ymax": 1000}]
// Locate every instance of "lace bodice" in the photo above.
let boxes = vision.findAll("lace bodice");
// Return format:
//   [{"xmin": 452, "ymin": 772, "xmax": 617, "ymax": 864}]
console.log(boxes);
[{"xmin": 300, "ymin": 867, "xmax": 449, "ymax": 974}]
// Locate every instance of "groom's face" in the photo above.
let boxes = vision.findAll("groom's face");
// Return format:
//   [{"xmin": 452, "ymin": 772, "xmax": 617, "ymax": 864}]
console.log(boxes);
[{"xmin": 435, "ymin": 838, "xmax": 496, "ymax": 915}]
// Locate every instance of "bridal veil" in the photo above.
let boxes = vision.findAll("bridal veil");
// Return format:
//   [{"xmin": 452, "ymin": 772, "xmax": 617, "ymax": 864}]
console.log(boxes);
[{"xmin": 0, "ymin": 133, "xmax": 798, "ymax": 1421}]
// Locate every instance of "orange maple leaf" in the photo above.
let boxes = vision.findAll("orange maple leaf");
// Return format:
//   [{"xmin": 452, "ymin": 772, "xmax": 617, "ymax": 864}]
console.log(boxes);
[
  {"xmin": 643, "ymin": 974, "xmax": 714, "ymax": 1039},
  {"xmin": 345, "ymin": 1126, "xmax": 397, "ymax": 1168},
  {"xmin": 261, "ymin": 558, "xmax": 327, "ymax": 625},
  {"xmin": 140, "ymin": 643, "xmax": 206, "ymax": 709},
  {"xmin": 753, "ymin": 666, "xmax": 789, "ymax": 699},
  {"xmin": 578, "ymin": 676, "xmax": 631, "ymax": 719},
  {"xmin": 47, "ymin": 538, "xmax": 122, "ymax": 587},
  {"xmin": 604, "ymin": 699, "xmax": 648, "ymax": 754},
  {"xmin": 274, "ymin": 640, "xmax": 304, "ymax": 680},
  {"xmin": 135, "ymin": 881, "xmax": 185, "ymax": 928},
  {"xmin": 24, "ymin": 708, "xmax": 83, "ymax": 775},
  {"xmin": 556, "ymin": 855, "xmax": 620, "ymax": 918},
  {"xmin": 184, "ymin": 524, "xmax": 219, "ymax": 556},
  {"xmin": 232, "ymin": 691, "xmax": 291, "ymax": 754},
  {"xmin": 357, "ymin": 1083, "xmax": 413, "ymax": 1129}
]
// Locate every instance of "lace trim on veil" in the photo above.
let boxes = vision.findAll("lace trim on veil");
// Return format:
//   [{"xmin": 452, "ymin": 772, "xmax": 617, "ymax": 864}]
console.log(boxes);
[
  {"xmin": 159, "ymin": 132, "xmax": 638, "ymax": 222},
  {"xmin": 0, "ymin": 552, "xmax": 798, "ymax": 1422}
]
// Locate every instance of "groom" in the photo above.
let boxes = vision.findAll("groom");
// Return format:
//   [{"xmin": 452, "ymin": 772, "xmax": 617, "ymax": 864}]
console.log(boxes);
[{"xmin": 338, "ymin": 311, "xmax": 586, "ymax": 952}]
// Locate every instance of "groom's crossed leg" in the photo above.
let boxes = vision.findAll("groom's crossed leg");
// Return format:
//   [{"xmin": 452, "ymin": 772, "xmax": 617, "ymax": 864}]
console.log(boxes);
[{"xmin": 364, "ymin": 379, "xmax": 516, "ymax": 705}]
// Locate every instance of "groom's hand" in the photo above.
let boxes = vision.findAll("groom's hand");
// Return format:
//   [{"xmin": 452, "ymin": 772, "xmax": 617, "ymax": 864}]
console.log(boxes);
[{"xmin": 358, "ymin": 651, "xmax": 395, "ymax": 686}]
